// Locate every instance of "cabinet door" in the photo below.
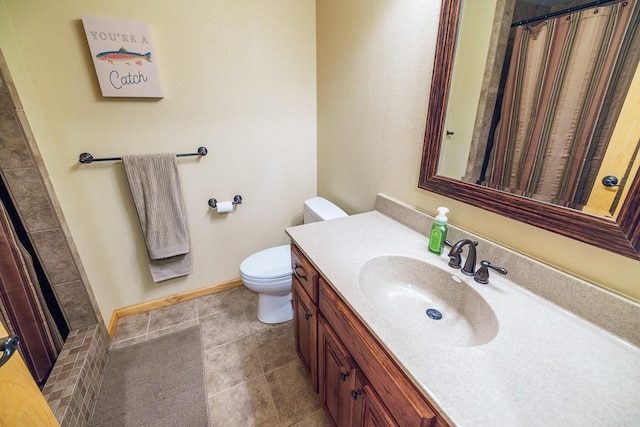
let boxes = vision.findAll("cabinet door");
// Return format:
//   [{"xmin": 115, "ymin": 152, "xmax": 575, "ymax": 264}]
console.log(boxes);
[
  {"xmin": 293, "ymin": 276, "xmax": 318, "ymax": 391},
  {"xmin": 319, "ymin": 315, "xmax": 357, "ymax": 427},
  {"xmin": 352, "ymin": 376, "xmax": 398, "ymax": 427}
]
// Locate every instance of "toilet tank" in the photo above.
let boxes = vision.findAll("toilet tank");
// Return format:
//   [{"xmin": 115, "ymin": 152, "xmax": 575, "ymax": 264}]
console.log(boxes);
[{"xmin": 303, "ymin": 197, "xmax": 348, "ymax": 224}]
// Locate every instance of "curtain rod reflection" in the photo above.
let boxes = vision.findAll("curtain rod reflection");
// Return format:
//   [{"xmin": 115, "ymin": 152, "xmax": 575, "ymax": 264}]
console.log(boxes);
[{"xmin": 512, "ymin": 0, "xmax": 621, "ymax": 27}]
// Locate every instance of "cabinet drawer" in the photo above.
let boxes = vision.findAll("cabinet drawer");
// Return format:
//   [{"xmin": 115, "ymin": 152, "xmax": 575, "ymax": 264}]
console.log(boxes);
[
  {"xmin": 291, "ymin": 244, "xmax": 319, "ymax": 302},
  {"xmin": 319, "ymin": 277, "xmax": 440, "ymax": 427}
]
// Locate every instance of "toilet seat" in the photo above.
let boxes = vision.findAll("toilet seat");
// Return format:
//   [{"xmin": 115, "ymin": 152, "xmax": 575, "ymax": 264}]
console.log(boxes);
[
  {"xmin": 239, "ymin": 244, "xmax": 292, "ymax": 280},
  {"xmin": 240, "ymin": 273, "xmax": 290, "ymax": 284}
]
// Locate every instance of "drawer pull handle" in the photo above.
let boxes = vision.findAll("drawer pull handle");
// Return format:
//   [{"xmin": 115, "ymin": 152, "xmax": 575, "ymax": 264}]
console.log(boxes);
[
  {"xmin": 294, "ymin": 262, "xmax": 308, "ymax": 279},
  {"xmin": 351, "ymin": 389, "xmax": 363, "ymax": 400},
  {"xmin": 340, "ymin": 371, "xmax": 350, "ymax": 381},
  {"xmin": 304, "ymin": 312, "xmax": 312, "ymax": 320}
]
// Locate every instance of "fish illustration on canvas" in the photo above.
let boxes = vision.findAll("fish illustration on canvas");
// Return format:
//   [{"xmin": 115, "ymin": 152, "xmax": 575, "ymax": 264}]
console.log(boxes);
[{"xmin": 96, "ymin": 47, "xmax": 151, "ymax": 65}]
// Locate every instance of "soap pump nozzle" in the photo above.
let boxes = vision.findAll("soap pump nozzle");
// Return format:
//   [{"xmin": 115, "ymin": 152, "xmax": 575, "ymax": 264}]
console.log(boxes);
[{"xmin": 435, "ymin": 207, "xmax": 449, "ymax": 224}]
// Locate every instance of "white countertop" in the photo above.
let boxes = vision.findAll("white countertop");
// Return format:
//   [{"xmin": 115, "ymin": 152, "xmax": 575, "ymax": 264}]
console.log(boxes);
[{"xmin": 286, "ymin": 210, "xmax": 640, "ymax": 426}]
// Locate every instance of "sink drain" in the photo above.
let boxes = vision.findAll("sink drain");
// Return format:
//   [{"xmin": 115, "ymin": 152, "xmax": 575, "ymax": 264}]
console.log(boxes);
[{"xmin": 426, "ymin": 308, "xmax": 442, "ymax": 320}]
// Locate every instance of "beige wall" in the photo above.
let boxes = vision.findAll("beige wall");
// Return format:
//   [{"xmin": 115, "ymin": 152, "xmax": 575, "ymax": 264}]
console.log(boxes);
[
  {"xmin": 317, "ymin": 1, "xmax": 640, "ymax": 301},
  {"xmin": 1, "ymin": 0, "xmax": 317, "ymax": 321}
]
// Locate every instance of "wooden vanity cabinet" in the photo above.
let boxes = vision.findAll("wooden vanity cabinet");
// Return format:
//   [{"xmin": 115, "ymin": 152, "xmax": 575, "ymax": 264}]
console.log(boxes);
[
  {"xmin": 291, "ymin": 244, "xmax": 446, "ymax": 427},
  {"xmin": 320, "ymin": 314, "xmax": 397, "ymax": 427}
]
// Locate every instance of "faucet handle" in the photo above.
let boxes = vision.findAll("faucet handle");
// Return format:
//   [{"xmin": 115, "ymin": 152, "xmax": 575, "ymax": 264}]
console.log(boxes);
[
  {"xmin": 474, "ymin": 260, "xmax": 507, "ymax": 284},
  {"xmin": 447, "ymin": 243, "xmax": 462, "ymax": 268}
]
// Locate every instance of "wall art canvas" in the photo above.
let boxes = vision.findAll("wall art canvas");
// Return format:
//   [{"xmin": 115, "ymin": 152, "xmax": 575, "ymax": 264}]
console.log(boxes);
[{"xmin": 82, "ymin": 15, "xmax": 163, "ymax": 98}]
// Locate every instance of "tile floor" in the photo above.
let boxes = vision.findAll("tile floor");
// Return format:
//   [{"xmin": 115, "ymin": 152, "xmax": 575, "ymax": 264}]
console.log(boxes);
[{"xmin": 105, "ymin": 286, "xmax": 330, "ymax": 427}]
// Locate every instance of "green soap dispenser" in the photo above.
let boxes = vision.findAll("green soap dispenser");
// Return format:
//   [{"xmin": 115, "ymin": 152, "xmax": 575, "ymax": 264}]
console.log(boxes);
[{"xmin": 428, "ymin": 207, "xmax": 449, "ymax": 255}]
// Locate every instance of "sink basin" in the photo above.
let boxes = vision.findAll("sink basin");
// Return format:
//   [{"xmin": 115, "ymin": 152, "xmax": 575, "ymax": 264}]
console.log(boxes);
[{"xmin": 358, "ymin": 256, "xmax": 498, "ymax": 347}]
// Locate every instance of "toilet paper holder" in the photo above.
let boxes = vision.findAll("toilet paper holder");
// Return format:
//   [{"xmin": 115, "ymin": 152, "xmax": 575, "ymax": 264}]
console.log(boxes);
[{"xmin": 208, "ymin": 194, "xmax": 243, "ymax": 209}]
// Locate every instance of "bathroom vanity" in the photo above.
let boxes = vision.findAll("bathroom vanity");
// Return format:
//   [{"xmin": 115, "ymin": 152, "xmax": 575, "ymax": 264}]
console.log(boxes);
[
  {"xmin": 286, "ymin": 194, "xmax": 640, "ymax": 427},
  {"xmin": 292, "ymin": 244, "xmax": 441, "ymax": 426}
]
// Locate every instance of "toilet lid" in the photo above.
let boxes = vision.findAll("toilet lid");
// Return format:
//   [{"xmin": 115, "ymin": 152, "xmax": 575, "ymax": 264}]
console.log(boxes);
[{"xmin": 240, "ymin": 244, "xmax": 292, "ymax": 280}]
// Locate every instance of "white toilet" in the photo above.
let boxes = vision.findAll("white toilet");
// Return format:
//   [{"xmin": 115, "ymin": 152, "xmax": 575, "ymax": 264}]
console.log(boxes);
[{"xmin": 240, "ymin": 197, "xmax": 348, "ymax": 324}]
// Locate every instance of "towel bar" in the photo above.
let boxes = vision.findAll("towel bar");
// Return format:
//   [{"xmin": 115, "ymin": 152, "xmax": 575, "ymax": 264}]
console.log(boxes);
[{"xmin": 78, "ymin": 146, "xmax": 208, "ymax": 164}]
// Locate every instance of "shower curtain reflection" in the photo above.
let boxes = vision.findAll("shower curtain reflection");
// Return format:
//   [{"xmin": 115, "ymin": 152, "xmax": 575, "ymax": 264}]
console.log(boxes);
[{"xmin": 482, "ymin": 0, "xmax": 637, "ymax": 209}]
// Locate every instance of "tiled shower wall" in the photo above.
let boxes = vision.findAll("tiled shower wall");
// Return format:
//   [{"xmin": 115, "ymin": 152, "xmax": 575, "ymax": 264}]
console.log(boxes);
[
  {"xmin": 0, "ymin": 52, "xmax": 108, "ymax": 424},
  {"xmin": 0, "ymin": 58, "xmax": 98, "ymax": 330}
]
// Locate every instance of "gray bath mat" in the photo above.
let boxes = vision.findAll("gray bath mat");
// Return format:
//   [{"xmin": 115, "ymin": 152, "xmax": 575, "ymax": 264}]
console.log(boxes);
[{"xmin": 89, "ymin": 325, "xmax": 208, "ymax": 426}]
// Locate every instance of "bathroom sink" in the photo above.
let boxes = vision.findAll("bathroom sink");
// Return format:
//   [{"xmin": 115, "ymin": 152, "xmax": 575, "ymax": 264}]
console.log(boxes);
[{"xmin": 358, "ymin": 256, "xmax": 498, "ymax": 347}]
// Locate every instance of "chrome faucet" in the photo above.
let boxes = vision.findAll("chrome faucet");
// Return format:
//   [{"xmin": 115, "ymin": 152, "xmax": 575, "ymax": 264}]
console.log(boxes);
[{"xmin": 448, "ymin": 239, "xmax": 478, "ymax": 276}]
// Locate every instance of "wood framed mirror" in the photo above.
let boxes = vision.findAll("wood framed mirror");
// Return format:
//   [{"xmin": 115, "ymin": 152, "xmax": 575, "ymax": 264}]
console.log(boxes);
[{"xmin": 418, "ymin": 0, "xmax": 640, "ymax": 260}]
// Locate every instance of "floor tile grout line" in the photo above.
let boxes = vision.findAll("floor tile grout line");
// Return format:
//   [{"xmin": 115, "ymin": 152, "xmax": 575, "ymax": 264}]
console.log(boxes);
[
  {"xmin": 204, "ymin": 374, "xmax": 267, "ymax": 399},
  {"xmin": 202, "ymin": 332, "xmax": 258, "ymax": 355},
  {"xmin": 265, "ymin": 377, "xmax": 283, "ymax": 427},
  {"xmin": 149, "ymin": 318, "xmax": 199, "ymax": 335},
  {"xmin": 204, "ymin": 370, "xmax": 266, "ymax": 400},
  {"xmin": 145, "ymin": 311, "xmax": 151, "ymax": 341},
  {"xmin": 110, "ymin": 332, "xmax": 147, "ymax": 349}
]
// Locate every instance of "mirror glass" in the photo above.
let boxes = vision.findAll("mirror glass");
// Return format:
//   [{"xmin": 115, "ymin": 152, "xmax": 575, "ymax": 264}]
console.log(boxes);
[
  {"xmin": 419, "ymin": 0, "xmax": 640, "ymax": 260},
  {"xmin": 437, "ymin": 0, "xmax": 640, "ymax": 220}
]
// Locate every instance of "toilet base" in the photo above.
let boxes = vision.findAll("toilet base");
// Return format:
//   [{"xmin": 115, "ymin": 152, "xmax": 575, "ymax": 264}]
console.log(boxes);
[{"xmin": 257, "ymin": 292, "xmax": 293, "ymax": 324}]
